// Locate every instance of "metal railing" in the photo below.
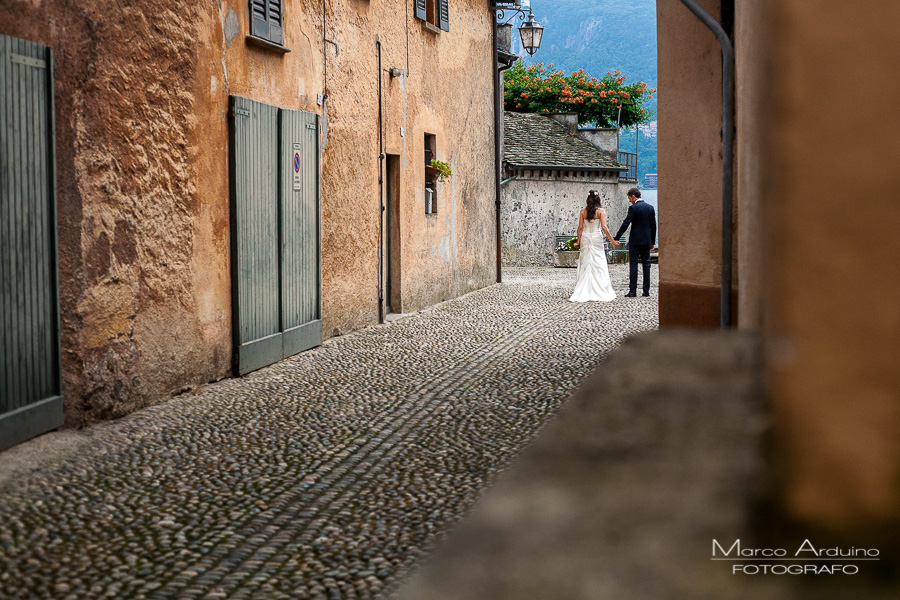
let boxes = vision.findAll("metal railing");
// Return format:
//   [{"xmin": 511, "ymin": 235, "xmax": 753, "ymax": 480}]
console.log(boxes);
[{"xmin": 617, "ymin": 151, "xmax": 638, "ymax": 182}]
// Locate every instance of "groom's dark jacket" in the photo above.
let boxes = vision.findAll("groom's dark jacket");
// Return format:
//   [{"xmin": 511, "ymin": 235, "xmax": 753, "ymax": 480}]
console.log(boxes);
[{"xmin": 614, "ymin": 200, "xmax": 657, "ymax": 246}]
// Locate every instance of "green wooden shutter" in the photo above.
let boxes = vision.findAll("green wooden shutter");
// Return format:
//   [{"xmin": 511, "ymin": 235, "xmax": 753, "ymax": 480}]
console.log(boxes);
[
  {"xmin": 438, "ymin": 0, "xmax": 450, "ymax": 31},
  {"xmin": 229, "ymin": 96, "xmax": 282, "ymax": 375},
  {"xmin": 250, "ymin": 0, "xmax": 270, "ymax": 41},
  {"xmin": 279, "ymin": 109, "xmax": 322, "ymax": 358},
  {"xmin": 415, "ymin": 0, "xmax": 427, "ymax": 21},
  {"xmin": 230, "ymin": 96, "xmax": 321, "ymax": 375},
  {"xmin": 0, "ymin": 34, "xmax": 64, "ymax": 451},
  {"xmin": 267, "ymin": 0, "xmax": 284, "ymax": 46}
]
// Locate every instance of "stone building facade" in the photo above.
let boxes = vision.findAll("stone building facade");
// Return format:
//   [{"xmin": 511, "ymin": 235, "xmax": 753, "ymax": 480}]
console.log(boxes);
[
  {"xmin": 0, "ymin": 0, "xmax": 498, "ymax": 430},
  {"xmin": 500, "ymin": 112, "xmax": 628, "ymax": 266}
]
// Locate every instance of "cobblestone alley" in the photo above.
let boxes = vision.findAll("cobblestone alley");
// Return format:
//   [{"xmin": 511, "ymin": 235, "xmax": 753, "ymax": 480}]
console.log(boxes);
[{"xmin": 0, "ymin": 267, "xmax": 658, "ymax": 600}]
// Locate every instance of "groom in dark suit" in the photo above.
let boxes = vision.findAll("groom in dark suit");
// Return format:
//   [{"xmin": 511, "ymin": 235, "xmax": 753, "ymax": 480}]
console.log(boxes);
[{"xmin": 614, "ymin": 188, "xmax": 657, "ymax": 297}]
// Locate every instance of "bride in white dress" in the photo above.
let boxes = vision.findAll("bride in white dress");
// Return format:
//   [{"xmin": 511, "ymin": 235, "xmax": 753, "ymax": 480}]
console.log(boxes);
[{"xmin": 569, "ymin": 190, "xmax": 620, "ymax": 302}]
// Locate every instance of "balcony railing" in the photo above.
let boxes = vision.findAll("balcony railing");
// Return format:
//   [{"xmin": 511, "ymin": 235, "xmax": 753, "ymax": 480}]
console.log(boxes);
[{"xmin": 617, "ymin": 151, "xmax": 637, "ymax": 182}]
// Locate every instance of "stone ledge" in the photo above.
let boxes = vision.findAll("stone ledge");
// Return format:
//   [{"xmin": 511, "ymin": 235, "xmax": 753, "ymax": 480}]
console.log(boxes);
[{"xmin": 397, "ymin": 330, "xmax": 899, "ymax": 600}]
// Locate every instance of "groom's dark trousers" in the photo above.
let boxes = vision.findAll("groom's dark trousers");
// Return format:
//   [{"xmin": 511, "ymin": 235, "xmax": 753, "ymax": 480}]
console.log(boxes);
[
  {"xmin": 614, "ymin": 199, "xmax": 657, "ymax": 295},
  {"xmin": 629, "ymin": 245, "xmax": 652, "ymax": 295}
]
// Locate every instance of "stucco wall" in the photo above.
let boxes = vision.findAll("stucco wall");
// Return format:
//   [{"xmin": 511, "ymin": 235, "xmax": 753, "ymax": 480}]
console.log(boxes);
[
  {"xmin": 501, "ymin": 171, "xmax": 625, "ymax": 266},
  {"xmin": 1, "ymin": 0, "xmax": 496, "ymax": 426},
  {"xmin": 1, "ymin": 1, "xmax": 232, "ymax": 425},
  {"xmin": 656, "ymin": 0, "xmax": 724, "ymax": 327},
  {"xmin": 657, "ymin": 0, "xmax": 900, "ymax": 540},
  {"xmin": 377, "ymin": 0, "xmax": 497, "ymax": 314},
  {"xmin": 763, "ymin": 0, "xmax": 900, "ymax": 535}
]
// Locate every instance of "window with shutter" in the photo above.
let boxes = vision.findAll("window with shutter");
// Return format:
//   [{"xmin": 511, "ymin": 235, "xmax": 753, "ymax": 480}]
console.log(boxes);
[
  {"xmin": 414, "ymin": 0, "xmax": 448, "ymax": 32},
  {"xmin": 248, "ymin": 0, "xmax": 285, "ymax": 47}
]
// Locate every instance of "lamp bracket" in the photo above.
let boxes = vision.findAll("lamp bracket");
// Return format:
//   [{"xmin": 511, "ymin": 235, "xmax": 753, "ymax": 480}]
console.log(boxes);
[{"xmin": 490, "ymin": 3, "xmax": 532, "ymax": 25}]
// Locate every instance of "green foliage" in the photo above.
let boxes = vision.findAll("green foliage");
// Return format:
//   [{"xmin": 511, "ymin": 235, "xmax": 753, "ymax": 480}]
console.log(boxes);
[
  {"xmin": 520, "ymin": 0, "xmax": 658, "ymax": 113},
  {"xmin": 556, "ymin": 237, "xmax": 579, "ymax": 252},
  {"xmin": 504, "ymin": 60, "xmax": 655, "ymax": 128},
  {"xmin": 430, "ymin": 159, "xmax": 452, "ymax": 182}
]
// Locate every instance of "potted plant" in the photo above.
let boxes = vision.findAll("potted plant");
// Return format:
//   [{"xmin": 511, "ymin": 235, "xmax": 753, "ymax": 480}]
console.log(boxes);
[
  {"xmin": 426, "ymin": 159, "xmax": 452, "ymax": 183},
  {"xmin": 554, "ymin": 236, "xmax": 580, "ymax": 268}
]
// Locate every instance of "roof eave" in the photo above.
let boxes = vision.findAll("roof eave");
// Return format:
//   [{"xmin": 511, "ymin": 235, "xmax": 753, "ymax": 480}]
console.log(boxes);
[{"xmin": 506, "ymin": 163, "xmax": 628, "ymax": 172}]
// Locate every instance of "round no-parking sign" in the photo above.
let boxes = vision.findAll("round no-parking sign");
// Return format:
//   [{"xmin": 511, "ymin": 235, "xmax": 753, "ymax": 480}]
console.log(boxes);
[{"xmin": 292, "ymin": 144, "xmax": 302, "ymax": 190}]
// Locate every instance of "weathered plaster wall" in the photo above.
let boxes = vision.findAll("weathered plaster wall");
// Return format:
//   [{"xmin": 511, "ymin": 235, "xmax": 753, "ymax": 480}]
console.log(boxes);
[
  {"xmin": 317, "ymin": 0, "xmax": 496, "ymax": 323},
  {"xmin": 764, "ymin": 0, "xmax": 900, "ymax": 537},
  {"xmin": 656, "ymin": 0, "xmax": 723, "ymax": 327},
  {"xmin": 1, "ymin": 0, "xmax": 232, "ymax": 426},
  {"xmin": 1, "ymin": 0, "xmax": 496, "ymax": 427},
  {"xmin": 501, "ymin": 172, "xmax": 625, "ymax": 266}
]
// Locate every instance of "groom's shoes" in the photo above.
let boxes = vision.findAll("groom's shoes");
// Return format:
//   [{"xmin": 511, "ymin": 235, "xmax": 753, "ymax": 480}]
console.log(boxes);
[
  {"xmin": 642, "ymin": 292, "xmax": 650, "ymax": 297},
  {"xmin": 624, "ymin": 292, "xmax": 637, "ymax": 297}
]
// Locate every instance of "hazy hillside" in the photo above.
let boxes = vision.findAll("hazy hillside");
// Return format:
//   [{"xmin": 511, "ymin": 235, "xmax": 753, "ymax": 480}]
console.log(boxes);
[
  {"xmin": 516, "ymin": 0, "xmax": 657, "ymax": 103},
  {"xmin": 512, "ymin": 0, "xmax": 659, "ymax": 184}
]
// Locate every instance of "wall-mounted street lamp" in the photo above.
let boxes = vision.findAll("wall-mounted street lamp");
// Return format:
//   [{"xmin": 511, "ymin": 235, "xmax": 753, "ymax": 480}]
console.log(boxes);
[
  {"xmin": 491, "ymin": 2, "xmax": 545, "ymax": 58},
  {"xmin": 517, "ymin": 13, "xmax": 544, "ymax": 56}
]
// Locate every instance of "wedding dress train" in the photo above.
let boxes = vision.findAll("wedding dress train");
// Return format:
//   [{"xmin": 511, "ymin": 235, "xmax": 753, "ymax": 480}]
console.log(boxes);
[{"xmin": 569, "ymin": 217, "xmax": 616, "ymax": 302}]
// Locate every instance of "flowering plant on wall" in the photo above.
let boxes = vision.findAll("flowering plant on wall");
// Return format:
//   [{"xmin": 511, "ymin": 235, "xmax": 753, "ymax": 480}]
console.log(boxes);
[
  {"xmin": 504, "ymin": 60, "xmax": 656, "ymax": 128},
  {"xmin": 429, "ymin": 159, "xmax": 452, "ymax": 183}
]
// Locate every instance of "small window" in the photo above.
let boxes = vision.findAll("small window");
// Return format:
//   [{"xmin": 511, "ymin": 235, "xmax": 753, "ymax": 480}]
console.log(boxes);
[
  {"xmin": 425, "ymin": 133, "xmax": 437, "ymax": 215},
  {"xmin": 249, "ymin": 0, "xmax": 285, "ymax": 47},
  {"xmin": 415, "ymin": 0, "xmax": 450, "ymax": 32}
]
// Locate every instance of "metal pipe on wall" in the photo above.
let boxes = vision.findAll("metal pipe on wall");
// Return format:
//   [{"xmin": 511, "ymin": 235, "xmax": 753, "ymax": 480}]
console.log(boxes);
[
  {"xmin": 676, "ymin": 0, "xmax": 735, "ymax": 329},
  {"xmin": 376, "ymin": 36, "xmax": 385, "ymax": 324},
  {"xmin": 491, "ymin": 9, "xmax": 503, "ymax": 284}
]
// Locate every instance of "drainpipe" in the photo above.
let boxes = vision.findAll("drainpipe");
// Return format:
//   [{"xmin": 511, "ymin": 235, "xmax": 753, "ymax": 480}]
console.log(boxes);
[
  {"xmin": 491, "ymin": 9, "xmax": 503, "ymax": 284},
  {"xmin": 376, "ymin": 36, "xmax": 385, "ymax": 323},
  {"xmin": 677, "ymin": 0, "xmax": 735, "ymax": 329}
]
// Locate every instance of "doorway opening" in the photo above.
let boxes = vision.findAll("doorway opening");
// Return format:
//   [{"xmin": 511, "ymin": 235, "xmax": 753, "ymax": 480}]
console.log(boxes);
[{"xmin": 385, "ymin": 154, "xmax": 402, "ymax": 314}]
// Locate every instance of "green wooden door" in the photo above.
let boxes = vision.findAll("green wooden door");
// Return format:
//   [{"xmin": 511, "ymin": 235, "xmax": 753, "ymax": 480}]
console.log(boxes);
[
  {"xmin": 0, "ymin": 35, "xmax": 63, "ymax": 451},
  {"xmin": 280, "ymin": 109, "xmax": 322, "ymax": 357},
  {"xmin": 229, "ymin": 96, "xmax": 321, "ymax": 375}
]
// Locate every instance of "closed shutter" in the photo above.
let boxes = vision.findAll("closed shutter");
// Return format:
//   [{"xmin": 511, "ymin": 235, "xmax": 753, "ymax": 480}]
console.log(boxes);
[
  {"xmin": 0, "ymin": 34, "xmax": 64, "ymax": 451},
  {"xmin": 229, "ymin": 96, "xmax": 322, "ymax": 375},
  {"xmin": 250, "ymin": 0, "xmax": 269, "ymax": 40},
  {"xmin": 438, "ymin": 0, "xmax": 450, "ymax": 31},
  {"xmin": 249, "ymin": 0, "xmax": 284, "ymax": 45},
  {"xmin": 415, "ymin": 0, "xmax": 427, "ymax": 21},
  {"xmin": 267, "ymin": 0, "xmax": 284, "ymax": 46},
  {"xmin": 229, "ymin": 96, "xmax": 282, "ymax": 374}
]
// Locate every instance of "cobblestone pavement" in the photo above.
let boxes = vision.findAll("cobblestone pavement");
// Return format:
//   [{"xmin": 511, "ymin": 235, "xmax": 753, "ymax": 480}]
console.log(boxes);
[{"xmin": 0, "ymin": 267, "xmax": 658, "ymax": 600}]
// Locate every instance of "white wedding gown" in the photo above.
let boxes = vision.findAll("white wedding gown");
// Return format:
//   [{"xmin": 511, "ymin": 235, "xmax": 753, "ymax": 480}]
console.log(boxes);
[{"xmin": 569, "ymin": 217, "xmax": 616, "ymax": 302}]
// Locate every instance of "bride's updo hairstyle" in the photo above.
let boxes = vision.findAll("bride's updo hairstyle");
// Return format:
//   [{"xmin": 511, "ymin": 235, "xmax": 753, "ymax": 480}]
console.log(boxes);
[{"xmin": 585, "ymin": 190, "xmax": 602, "ymax": 221}]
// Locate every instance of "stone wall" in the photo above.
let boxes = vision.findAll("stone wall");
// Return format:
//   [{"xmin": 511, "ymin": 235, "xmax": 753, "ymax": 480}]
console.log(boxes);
[
  {"xmin": 0, "ymin": 0, "xmax": 496, "ymax": 426},
  {"xmin": 575, "ymin": 128, "xmax": 619, "ymax": 157},
  {"xmin": 501, "ymin": 170, "xmax": 626, "ymax": 266}
]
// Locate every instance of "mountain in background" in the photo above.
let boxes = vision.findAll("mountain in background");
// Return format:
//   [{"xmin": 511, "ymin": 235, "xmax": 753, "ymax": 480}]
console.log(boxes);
[{"xmin": 511, "ymin": 0, "xmax": 658, "ymax": 184}]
